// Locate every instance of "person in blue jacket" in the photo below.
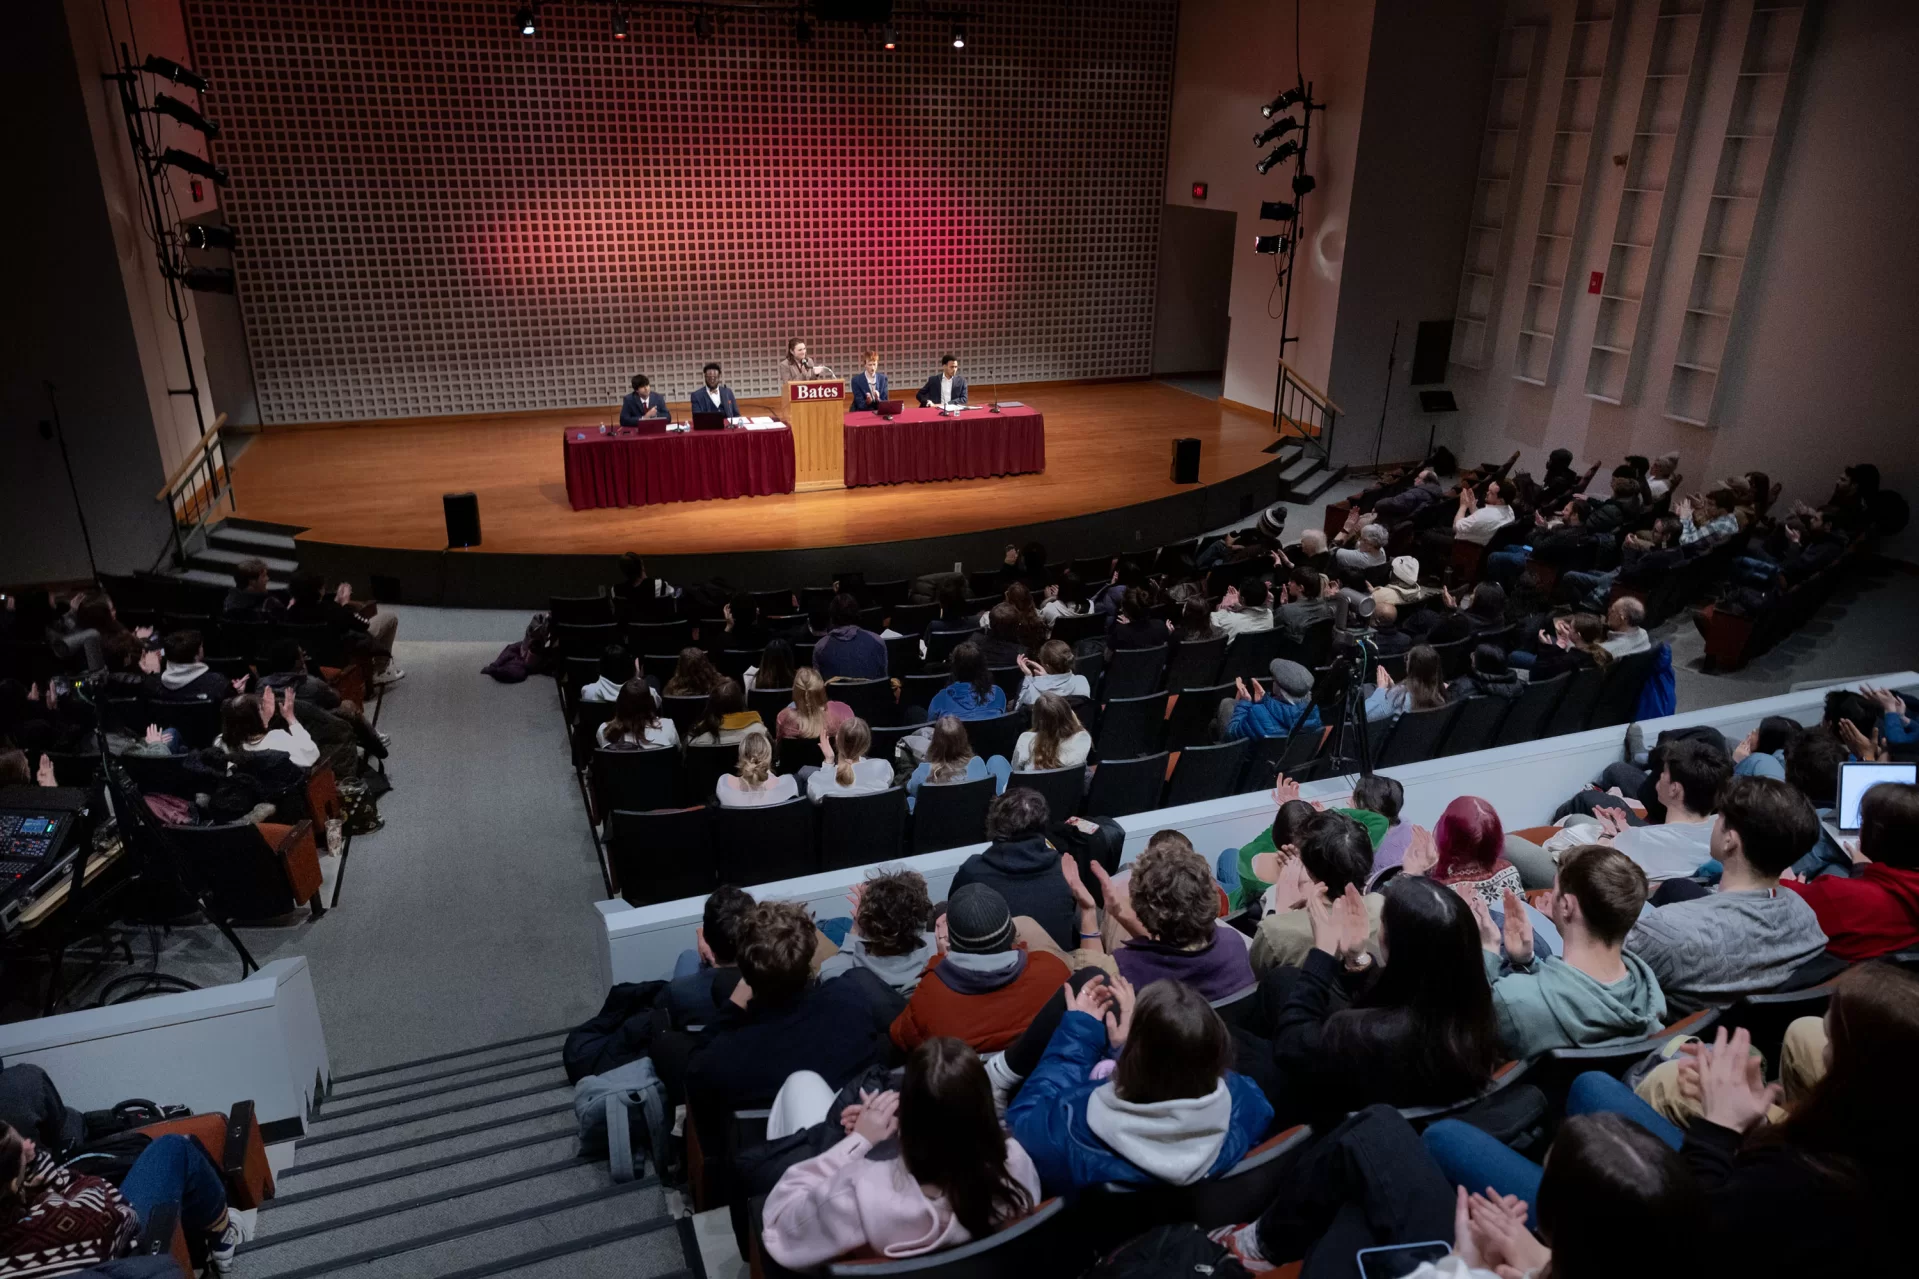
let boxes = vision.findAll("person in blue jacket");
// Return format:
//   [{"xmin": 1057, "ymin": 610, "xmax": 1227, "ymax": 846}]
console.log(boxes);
[
  {"xmin": 927, "ymin": 643, "xmax": 1008, "ymax": 721},
  {"xmin": 1217, "ymin": 660, "xmax": 1323, "ymax": 744},
  {"xmin": 1006, "ymin": 974, "xmax": 1273, "ymax": 1193}
]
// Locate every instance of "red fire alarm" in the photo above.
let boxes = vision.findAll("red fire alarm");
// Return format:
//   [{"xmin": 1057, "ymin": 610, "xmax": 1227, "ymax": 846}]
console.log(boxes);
[
  {"xmin": 1191, "ymin": 181, "xmax": 1208, "ymax": 201},
  {"xmin": 1588, "ymin": 270, "xmax": 1604, "ymax": 295}
]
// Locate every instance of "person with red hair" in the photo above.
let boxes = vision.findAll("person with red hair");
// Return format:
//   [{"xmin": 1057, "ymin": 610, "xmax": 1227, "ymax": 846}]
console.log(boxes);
[{"xmin": 1432, "ymin": 796, "xmax": 1524, "ymax": 910}]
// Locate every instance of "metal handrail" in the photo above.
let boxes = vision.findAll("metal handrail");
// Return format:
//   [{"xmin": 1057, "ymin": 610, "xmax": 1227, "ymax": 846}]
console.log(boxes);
[{"xmin": 154, "ymin": 413, "xmax": 230, "ymax": 572}]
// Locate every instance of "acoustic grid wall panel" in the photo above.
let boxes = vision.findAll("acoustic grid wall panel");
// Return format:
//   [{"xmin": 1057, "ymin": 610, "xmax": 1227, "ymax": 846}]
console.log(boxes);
[
  {"xmin": 182, "ymin": 1, "xmax": 1177, "ymax": 424},
  {"xmin": 1666, "ymin": 2, "xmax": 1809, "ymax": 427},
  {"xmin": 1586, "ymin": 0, "xmax": 1711, "ymax": 406},
  {"xmin": 1514, "ymin": 0, "xmax": 1621, "ymax": 388},
  {"xmin": 1450, "ymin": 24, "xmax": 1543, "ymax": 371}
]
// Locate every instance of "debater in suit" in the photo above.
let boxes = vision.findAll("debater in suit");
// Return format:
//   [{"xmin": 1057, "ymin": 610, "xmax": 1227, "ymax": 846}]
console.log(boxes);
[
  {"xmin": 850, "ymin": 350, "xmax": 889, "ymax": 411},
  {"xmin": 620, "ymin": 374, "xmax": 668, "ymax": 426},
  {"xmin": 690, "ymin": 362, "xmax": 740, "ymax": 417},
  {"xmin": 916, "ymin": 354, "xmax": 968, "ymax": 408}
]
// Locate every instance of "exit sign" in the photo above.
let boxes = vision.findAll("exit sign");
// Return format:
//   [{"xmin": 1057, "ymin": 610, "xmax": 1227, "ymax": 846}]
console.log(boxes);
[
  {"xmin": 1588, "ymin": 270, "xmax": 1604, "ymax": 295},
  {"xmin": 1191, "ymin": 182, "xmax": 1208, "ymax": 201}
]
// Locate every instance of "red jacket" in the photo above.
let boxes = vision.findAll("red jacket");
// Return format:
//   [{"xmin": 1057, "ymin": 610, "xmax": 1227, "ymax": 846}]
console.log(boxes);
[
  {"xmin": 890, "ymin": 947, "xmax": 1069, "ymax": 1054},
  {"xmin": 1783, "ymin": 863, "xmax": 1919, "ymax": 961}
]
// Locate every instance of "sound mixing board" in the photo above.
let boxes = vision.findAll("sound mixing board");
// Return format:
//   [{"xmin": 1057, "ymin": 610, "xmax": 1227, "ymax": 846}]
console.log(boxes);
[{"xmin": 0, "ymin": 787, "xmax": 85, "ymax": 931}]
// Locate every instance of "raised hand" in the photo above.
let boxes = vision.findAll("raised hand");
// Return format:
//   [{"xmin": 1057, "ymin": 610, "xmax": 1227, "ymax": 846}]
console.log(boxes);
[
  {"xmin": 840, "ymin": 1088, "xmax": 875, "ymax": 1134},
  {"xmin": 1375, "ymin": 664, "xmax": 1392, "ymax": 690},
  {"xmin": 231, "ymin": 677, "xmax": 248, "ymax": 693},
  {"xmin": 1836, "ymin": 719, "xmax": 1881, "ymax": 762},
  {"xmin": 852, "ymin": 1090, "xmax": 900, "ymax": 1143},
  {"xmin": 1467, "ymin": 1190, "xmax": 1551, "ymax": 1278},
  {"xmin": 818, "ymin": 731, "xmax": 836, "ymax": 762},
  {"xmin": 1695, "ymin": 1027, "xmax": 1779, "ymax": 1134},
  {"xmin": 1594, "ymin": 806, "xmax": 1632, "ymax": 839},
  {"xmin": 1861, "ymin": 685, "xmax": 1905, "ymax": 716},
  {"xmin": 1333, "ymin": 883, "xmax": 1371, "ymax": 962},
  {"xmin": 36, "ymin": 755, "xmax": 57, "ymax": 787},
  {"xmin": 1065, "ymin": 975, "xmax": 1115, "ymax": 1021},
  {"xmin": 1500, "ymin": 887, "xmax": 1534, "ymax": 965},
  {"xmin": 1234, "ymin": 676, "xmax": 1251, "ymax": 702},
  {"xmin": 133, "ymin": 625, "xmax": 155, "ymax": 640},
  {"xmin": 259, "ymin": 686, "xmax": 277, "ymax": 728},
  {"xmin": 1273, "ymin": 774, "xmax": 1302, "ymax": 807},
  {"xmin": 144, "ymin": 723, "xmax": 166, "ymax": 745},
  {"xmin": 1248, "ymin": 679, "xmax": 1266, "ymax": 703},
  {"xmin": 1272, "ymin": 845, "xmax": 1311, "ymax": 913},
  {"xmin": 139, "ymin": 649, "xmax": 163, "ymax": 675},
  {"xmin": 1103, "ymin": 974, "xmax": 1138, "ymax": 1049},
  {"xmin": 1733, "ymin": 729, "xmax": 1757, "ymax": 763},
  {"xmin": 1403, "ymin": 825, "xmax": 1439, "ymax": 877},
  {"xmin": 1091, "ymin": 861, "xmax": 1145, "ymax": 938},
  {"xmin": 1059, "ymin": 853, "xmax": 1097, "ymax": 911},
  {"xmin": 335, "ymin": 582, "xmax": 354, "ymax": 606},
  {"xmin": 1305, "ymin": 883, "xmax": 1341, "ymax": 957}
]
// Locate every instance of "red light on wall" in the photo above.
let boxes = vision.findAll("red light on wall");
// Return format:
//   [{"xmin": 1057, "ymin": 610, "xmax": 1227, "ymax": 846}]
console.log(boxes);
[
  {"xmin": 190, "ymin": 178, "xmax": 204, "ymax": 201},
  {"xmin": 1191, "ymin": 182, "xmax": 1208, "ymax": 200},
  {"xmin": 1588, "ymin": 270, "xmax": 1604, "ymax": 295}
]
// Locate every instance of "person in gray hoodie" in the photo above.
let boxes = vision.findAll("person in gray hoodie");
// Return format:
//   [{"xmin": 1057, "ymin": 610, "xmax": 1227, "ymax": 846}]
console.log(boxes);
[
  {"xmin": 144, "ymin": 630, "xmax": 234, "ymax": 703},
  {"xmin": 1466, "ymin": 844, "xmax": 1667, "ymax": 1060},
  {"xmin": 819, "ymin": 868, "xmax": 940, "ymax": 997}
]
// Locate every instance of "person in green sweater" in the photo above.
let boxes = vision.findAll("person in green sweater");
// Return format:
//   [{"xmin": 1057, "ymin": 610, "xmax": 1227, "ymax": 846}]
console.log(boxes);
[
  {"xmin": 1462, "ymin": 843, "xmax": 1667, "ymax": 1060},
  {"xmin": 1225, "ymin": 776, "xmax": 1390, "ymax": 911}
]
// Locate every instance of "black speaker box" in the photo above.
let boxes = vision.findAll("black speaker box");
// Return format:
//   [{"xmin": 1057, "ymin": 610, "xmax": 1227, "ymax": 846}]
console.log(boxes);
[
  {"xmin": 444, "ymin": 492, "xmax": 481, "ymax": 548},
  {"xmin": 1410, "ymin": 320, "xmax": 1454, "ymax": 385},
  {"xmin": 1171, "ymin": 437, "xmax": 1201, "ymax": 485}
]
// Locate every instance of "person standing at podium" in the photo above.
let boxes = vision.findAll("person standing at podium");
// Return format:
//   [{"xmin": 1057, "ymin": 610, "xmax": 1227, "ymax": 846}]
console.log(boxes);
[
  {"xmin": 917, "ymin": 354, "xmax": 967, "ymax": 408},
  {"xmin": 850, "ymin": 350, "xmax": 888, "ymax": 411},
  {"xmin": 621, "ymin": 374, "xmax": 667, "ymax": 426},
  {"xmin": 691, "ymin": 363, "xmax": 739, "ymax": 418},
  {"xmin": 781, "ymin": 338, "xmax": 834, "ymax": 383}
]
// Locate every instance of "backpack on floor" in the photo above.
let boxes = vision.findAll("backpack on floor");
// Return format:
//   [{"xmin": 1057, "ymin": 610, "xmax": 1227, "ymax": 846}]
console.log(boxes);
[
  {"xmin": 1088, "ymin": 1225, "xmax": 1252, "ymax": 1279},
  {"xmin": 573, "ymin": 1057, "xmax": 668, "ymax": 1183},
  {"xmin": 562, "ymin": 980, "xmax": 670, "ymax": 1082}
]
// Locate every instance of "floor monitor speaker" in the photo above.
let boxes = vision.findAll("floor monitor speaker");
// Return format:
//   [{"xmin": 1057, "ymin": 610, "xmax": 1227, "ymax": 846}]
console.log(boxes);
[
  {"xmin": 444, "ymin": 492, "xmax": 481, "ymax": 548},
  {"xmin": 1171, "ymin": 437, "xmax": 1201, "ymax": 484}
]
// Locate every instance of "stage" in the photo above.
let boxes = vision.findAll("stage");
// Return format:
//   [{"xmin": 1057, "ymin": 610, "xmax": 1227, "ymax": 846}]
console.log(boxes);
[{"xmin": 225, "ymin": 380, "xmax": 1293, "ymax": 607}]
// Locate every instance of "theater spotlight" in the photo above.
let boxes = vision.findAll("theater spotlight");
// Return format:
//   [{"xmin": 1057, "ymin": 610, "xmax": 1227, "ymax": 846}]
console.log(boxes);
[
  {"xmin": 180, "ymin": 266, "xmax": 236, "ymax": 294},
  {"xmin": 149, "ymin": 93, "xmax": 219, "ymax": 139},
  {"xmin": 183, "ymin": 223, "xmax": 237, "ymax": 252},
  {"xmin": 1293, "ymin": 172, "xmax": 1317, "ymax": 197},
  {"xmin": 1253, "ymin": 234, "xmax": 1289, "ymax": 255},
  {"xmin": 1258, "ymin": 200, "xmax": 1296, "ymax": 223},
  {"xmin": 880, "ymin": 24, "xmax": 898, "ymax": 49},
  {"xmin": 951, "ymin": 22, "xmax": 965, "ymax": 48},
  {"xmin": 612, "ymin": 8, "xmax": 628, "ymax": 39},
  {"xmin": 1254, "ymin": 140, "xmax": 1300, "ymax": 174},
  {"xmin": 1252, "ymin": 116, "xmax": 1298, "ymax": 148},
  {"xmin": 512, "ymin": 6, "xmax": 537, "ymax": 35},
  {"xmin": 140, "ymin": 55, "xmax": 207, "ymax": 94},
  {"xmin": 159, "ymin": 147, "xmax": 227, "ymax": 186},
  {"xmin": 1260, "ymin": 86, "xmax": 1304, "ymax": 118}
]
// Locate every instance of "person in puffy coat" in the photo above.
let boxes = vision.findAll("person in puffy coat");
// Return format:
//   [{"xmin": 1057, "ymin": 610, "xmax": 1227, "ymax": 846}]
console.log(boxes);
[{"xmin": 1007, "ymin": 975, "xmax": 1272, "ymax": 1193}]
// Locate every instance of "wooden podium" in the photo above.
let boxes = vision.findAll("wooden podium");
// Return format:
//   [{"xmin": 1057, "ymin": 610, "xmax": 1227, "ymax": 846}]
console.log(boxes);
[{"xmin": 785, "ymin": 379, "xmax": 848, "ymax": 491}]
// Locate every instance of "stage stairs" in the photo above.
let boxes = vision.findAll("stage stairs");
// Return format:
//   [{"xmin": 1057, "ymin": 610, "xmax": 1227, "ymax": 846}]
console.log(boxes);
[
  {"xmin": 245, "ymin": 1028, "xmax": 694, "ymax": 1279},
  {"xmin": 1272, "ymin": 438, "xmax": 1346, "ymax": 506},
  {"xmin": 159, "ymin": 518, "xmax": 304, "ymax": 594}
]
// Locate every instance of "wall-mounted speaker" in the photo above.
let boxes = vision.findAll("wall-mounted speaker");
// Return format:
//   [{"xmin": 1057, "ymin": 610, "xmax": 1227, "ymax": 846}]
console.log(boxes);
[
  {"xmin": 1170, "ymin": 437, "xmax": 1201, "ymax": 484},
  {"xmin": 1410, "ymin": 320, "xmax": 1454, "ymax": 386},
  {"xmin": 444, "ymin": 492, "xmax": 481, "ymax": 548}
]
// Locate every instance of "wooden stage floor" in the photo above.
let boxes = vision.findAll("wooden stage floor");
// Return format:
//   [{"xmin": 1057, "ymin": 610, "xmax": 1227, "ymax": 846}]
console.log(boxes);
[{"xmin": 227, "ymin": 380, "xmax": 1277, "ymax": 556}]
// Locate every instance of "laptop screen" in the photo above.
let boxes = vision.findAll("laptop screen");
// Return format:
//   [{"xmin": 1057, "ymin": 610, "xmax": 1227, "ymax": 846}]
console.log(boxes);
[{"xmin": 1836, "ymin": 761, "xmax": 1918, "ymax": 831}]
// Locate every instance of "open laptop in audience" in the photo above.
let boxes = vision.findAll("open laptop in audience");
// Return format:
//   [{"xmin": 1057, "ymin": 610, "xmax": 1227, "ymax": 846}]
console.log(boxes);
[{"xmin": 1835, "ymin": 760, "xmax": 1917, "ymax": 834}]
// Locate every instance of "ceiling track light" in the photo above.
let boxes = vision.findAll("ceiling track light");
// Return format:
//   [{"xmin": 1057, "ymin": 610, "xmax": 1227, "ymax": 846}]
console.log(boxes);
[
  {"xmin": 612, "ymin": 8, "xmax": 629, "ymax": 39},
  {"xmin": 159, "ymin": 147, "xmax": 228, "ymax": 186},
  {"xmin": 1254, "ymin": 139, "xmax": 1300, "ymax": 174},
  {"xmin": 1259, "ymin": 86, "xmax": 1304, "ymax": 118},
  {"xmin": 149, "ymin": 92, "xmax": 219, "ymax": 139},
  {"xmin": 951, "ymin": 22, "xmax": 965, "ymax": 48},
  {"xmin": 183, "ymin": 222, "xmax": 237, "ymax": 252},
  {"xmin": 140, "ymin": 54, "xmax": 207, "ymax": 94},
  {"xmin": 1252, "ymin": 116, "xmax": 1298, "ymax": 148},
  {"xmin": 1253, "ymin": 234, "xmax": 1289, "ymax": 256},
  {"xmin": 1258, "ymin": 200, "xmax": 1296, "ymax": 223},
  {"xmin": 512, "ymin": 5, "xmax": 537, "ymax": 36},
  {"xmin": 880, "ymin": 23, "xmax": 898, "ymax": 50}
]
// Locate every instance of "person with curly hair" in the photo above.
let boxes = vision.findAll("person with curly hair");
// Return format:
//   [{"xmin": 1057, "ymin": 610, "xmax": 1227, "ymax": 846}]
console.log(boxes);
[
  {"xmin": 819, "ymin": 869, "xmax": 939, "ymax": 996},
  {"xmin": 1100, "ymin": 831, "xmax": 1254, "ymax": 1001}
]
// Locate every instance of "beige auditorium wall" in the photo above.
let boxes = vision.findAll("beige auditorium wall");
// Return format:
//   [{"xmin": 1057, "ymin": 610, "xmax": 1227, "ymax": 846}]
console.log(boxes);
[
  {"xmin": 1444, "ymin": 0, "xmax": 1919, "ymax": 556},
  {"xmin": 1162, "ymin": 0, "xmax": 1379, "ymax": 413}
]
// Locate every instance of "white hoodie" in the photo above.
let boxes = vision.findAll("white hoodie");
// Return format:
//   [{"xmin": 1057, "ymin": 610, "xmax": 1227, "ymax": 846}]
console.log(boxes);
[{"xmin": 1084, "ymin": 1079, "xmax": 1233, "ymax": 1186}]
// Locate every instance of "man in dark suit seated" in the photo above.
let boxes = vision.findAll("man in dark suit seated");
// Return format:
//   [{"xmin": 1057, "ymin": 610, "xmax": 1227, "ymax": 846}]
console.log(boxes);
[
  {"xmin": 916, "ymin": 354, "xmax": 967, "ymax": 408},
  {"xmin": 620, "ymin": 374, "xmax": 667, "ymax": 426},
  {"xmin": 849, "ymin": 350, "xmax": 889, "ymax": 411},
  {"xmin": 690, "ymin": 363, "xmax": 739, "ymax": 418}
]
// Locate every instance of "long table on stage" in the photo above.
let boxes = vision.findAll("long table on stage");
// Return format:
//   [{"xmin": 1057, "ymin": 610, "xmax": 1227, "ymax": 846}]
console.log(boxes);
[
  {"xmin": 563, "ymin": 425, "xmax": 796, "ymax": 510},
  {"xmin": 842, "ymin": 405, "xmax": 1046, "ymax": 487}
]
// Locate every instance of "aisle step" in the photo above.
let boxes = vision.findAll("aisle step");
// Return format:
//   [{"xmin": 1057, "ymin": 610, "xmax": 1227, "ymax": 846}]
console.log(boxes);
[{"xmin": 330, "ymin": 1028, "xmax": 571, "ymax": 1087}]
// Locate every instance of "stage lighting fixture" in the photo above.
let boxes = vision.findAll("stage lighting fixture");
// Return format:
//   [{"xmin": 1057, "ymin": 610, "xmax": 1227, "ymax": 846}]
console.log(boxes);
[
  {"xmin": 183, "ymin": 223, "xmax": 237, "ymax": 252},
  {"xmin": 951, "ymin": 22, "xmax": 965, "ymax": 48},
  {"xmin": 159, "ymin": 147, "xmax": 227, "ymax": 186},
  {"xmin": 1254, "ymin": 140, "xmax": 1300, "ymax": 174},
  {"xmin": 1253, "ymin": 235, "xmax": 1289, "ymax": 255},
  {"xmin": 1293, "ymin": 172, "xmax": 1317, "ymax": 197},
  {"xmin": 794, "ymin": 17, "xmax": 813, "ymax": 44},
  {"xmin": 881, "ymin": 24, "xmax": 898, "ymax": 50},
  {"xmin": 612, "ymin": 8, "xmax": 628, "ymax": 39},
  {"xmin": 1259, "ymin": 86, "xmax": 1304, "ymax": 118},
  {"xmin": 512, "ymin": 6, "xmax": 536, "ymax": 36},
  {"xmin": 180, "ymin": 266, "xmax": 236, "ymax": 294},
  {"xmin": 149, "ymin": 93, "xmax": 219, "ymax": 139},
  {"xmin": 1252, "ymin": 116, "xmax": 1298, "ymax": 148},
  {"xmin": 140, "ymin": 55, "xmax": 207, "ymax": 94},
  {"xmin": 1258, "ymin": 200, "xmax": 1296, "ymax": 222}
]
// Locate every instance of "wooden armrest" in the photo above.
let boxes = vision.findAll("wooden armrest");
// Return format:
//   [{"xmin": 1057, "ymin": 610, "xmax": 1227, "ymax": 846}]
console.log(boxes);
[
  {"xmin": 131, "ymin": 1200, "xmax": 191, "ymax": 1275},
  {"xmin": 135, "ymin": 1101, "xmax": 274, "ymax": 1209}
]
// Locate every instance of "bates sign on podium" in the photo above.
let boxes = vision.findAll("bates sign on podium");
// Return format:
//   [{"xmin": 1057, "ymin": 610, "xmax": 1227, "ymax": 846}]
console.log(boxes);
[{"xmin": 788, "ymin": 381, "xmax": 844, "ymax": 401}]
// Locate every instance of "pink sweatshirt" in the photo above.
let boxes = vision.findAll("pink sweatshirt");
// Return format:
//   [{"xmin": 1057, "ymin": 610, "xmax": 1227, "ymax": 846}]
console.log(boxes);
[{"xmin": 761, "ymin": 1132, "xmax": 1044, "ymax": 1270}]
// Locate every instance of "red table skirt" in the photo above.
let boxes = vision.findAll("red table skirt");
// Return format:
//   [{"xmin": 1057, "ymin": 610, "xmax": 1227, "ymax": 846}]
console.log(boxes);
[
  {"xmin": 842, "ymin": 407, "xmax": 1045, "ymax": 487},
  {"xmin": 563, "ymin": 426, "xmax": 797, "ymax": 510}
]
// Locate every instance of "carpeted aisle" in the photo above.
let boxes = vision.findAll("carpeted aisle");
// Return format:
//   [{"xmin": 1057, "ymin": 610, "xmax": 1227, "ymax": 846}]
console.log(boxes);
[{"xmin": 293, "ymin": 638, "xmax": 608, "ymax": 1072}]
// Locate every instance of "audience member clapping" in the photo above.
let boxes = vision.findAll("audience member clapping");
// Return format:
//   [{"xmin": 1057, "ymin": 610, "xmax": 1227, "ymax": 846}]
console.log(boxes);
[
  {"xmin": 1013, "ymin": 640, "xmax": 1089, "ymax": 707},
  {"xmin": 807, "ymin": 717, "xmax": 894, "ymax": 801},
  {"xmin": 1250, "ymin": 810, "xmax": 1384, "ymax": 974},
  {"xmin": 1095, "ymin": 831, "xmax": 1253, "ymax": 1001},
  {"xmin": 817, "ymin": 869, "xmax": 938, "ymax": 996},
  {"xmin": 776, "ymin": 666, "xmax": 852, "ymax": 741}
]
